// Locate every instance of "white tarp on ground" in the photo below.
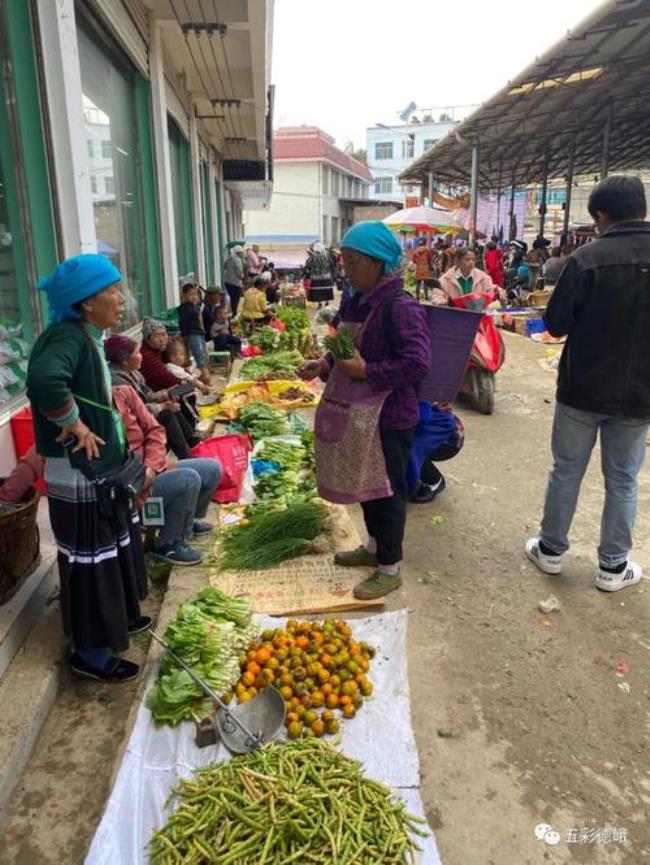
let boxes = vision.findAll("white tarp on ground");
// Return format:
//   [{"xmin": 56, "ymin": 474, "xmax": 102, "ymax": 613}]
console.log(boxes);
[{"xmin": 85, "ymin": 610, "xmax": 442, "ymax": 865}]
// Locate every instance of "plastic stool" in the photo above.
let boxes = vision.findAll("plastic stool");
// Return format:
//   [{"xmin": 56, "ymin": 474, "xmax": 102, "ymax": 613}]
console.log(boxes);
[{"xmin": 209, "ymin": 351, "xmax": 232, "ymax": 375}]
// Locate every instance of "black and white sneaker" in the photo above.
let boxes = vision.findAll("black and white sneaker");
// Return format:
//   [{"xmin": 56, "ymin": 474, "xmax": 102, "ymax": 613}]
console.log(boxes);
[
  {"xmin": 410, "ymin": 476, "xmax": 446, "ymax": 504},
  {"xmin": 595, "ymin": 560, "xmax": 642, "ymax": 592},
  {"xmin": 525, "ymin": 537, "xmax": 562, "ymax": 575}
]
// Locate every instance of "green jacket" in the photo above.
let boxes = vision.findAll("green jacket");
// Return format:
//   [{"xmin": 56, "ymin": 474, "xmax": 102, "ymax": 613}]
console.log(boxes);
[{"xmin": 26, "ymin": 322, "xmax": 124, "ymax": 473}]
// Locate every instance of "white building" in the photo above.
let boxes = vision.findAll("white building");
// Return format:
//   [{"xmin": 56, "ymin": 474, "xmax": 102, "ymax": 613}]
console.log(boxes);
[
  {"xmin": 367, "ymin": 119, "xmax": 457, "ymax": 204},
  {"xmin": 244, "ymin": 127, "xmax": 372, "ymax": 267}
]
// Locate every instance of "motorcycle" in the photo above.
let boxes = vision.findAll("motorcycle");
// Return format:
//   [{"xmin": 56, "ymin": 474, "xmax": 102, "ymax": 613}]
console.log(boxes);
[{"xmin": 451, "ymin": 292, "xmax": 505, "ymax": 415}]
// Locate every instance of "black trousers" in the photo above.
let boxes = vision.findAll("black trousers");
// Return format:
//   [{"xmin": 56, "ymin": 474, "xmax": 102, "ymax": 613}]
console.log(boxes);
[
  {"xmin": 226, "ymin": 283, "xmax": 242, "ymax": 315},
  {"xmin": 361, "ymin": 427, "xmax": 415, "ymax": 566},
  {"xmin": 158, "ymin": 409, "xmax": 198, "ymax": 460}
]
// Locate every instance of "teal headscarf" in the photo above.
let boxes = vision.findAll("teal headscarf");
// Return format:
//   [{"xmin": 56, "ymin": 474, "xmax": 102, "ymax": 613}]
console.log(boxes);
[
  {"xmin": 37, "ymin": 253, "xmax": 122, "ymax": 324},
  {"xmin": 341, "ymin": 221, "xmax": 403, "ymax": 274}
]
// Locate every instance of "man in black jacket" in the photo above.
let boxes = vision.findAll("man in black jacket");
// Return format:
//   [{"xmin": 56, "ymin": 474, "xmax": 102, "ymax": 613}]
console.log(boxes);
[{"xmin": 526, "ymin": 175, "xmax": 650, "ymax": 592}]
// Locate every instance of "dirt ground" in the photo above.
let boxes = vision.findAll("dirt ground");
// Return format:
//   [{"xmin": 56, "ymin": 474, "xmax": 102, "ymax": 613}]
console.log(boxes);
[
  {"xmin": 393, "ymin": 332, "xmax": 650, "ymax": 865},
  {"xmin": 1, "ymin": 330, "xmax": 649, "ymax": 865}
]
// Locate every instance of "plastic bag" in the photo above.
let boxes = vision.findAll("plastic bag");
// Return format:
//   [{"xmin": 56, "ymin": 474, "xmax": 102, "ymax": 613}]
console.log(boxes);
[
  {"xmin": 191, "ymin": 433, "xmax": 252, "ymax": 503},
  {"xmin": 470, "ymin": 315, "xmax": 505, "ymax": 374}
]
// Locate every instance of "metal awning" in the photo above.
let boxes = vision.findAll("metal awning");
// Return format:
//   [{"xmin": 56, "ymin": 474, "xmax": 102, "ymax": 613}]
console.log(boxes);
[{"xmin": 400, "ymin": 0, "xmax": 650, "ymax": 189}]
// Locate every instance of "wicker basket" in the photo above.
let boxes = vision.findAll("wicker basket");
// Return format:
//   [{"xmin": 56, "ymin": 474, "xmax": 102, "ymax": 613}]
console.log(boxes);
[{"xmin": 0, "ymin": 484, "xmax": 41, "ymax": 606}]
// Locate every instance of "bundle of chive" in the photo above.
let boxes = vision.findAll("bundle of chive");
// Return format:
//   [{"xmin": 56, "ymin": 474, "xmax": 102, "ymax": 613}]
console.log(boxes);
[
  {"xmin": 323, "ymin": 327, "xmax": 355, "ymax": 359},
  {"xmin": 219, "ymin": 500, "xmax": 328, "ymax": 571}
]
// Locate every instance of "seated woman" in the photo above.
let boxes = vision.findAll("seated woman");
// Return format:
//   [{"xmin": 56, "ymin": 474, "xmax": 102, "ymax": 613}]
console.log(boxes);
[
  {"xmin": 240, "ymin": 277, "xmax": 270, "ymax": 327},
  {"xmin": 140, "ymin": 318, "xmax": 209, "ymax": 395},
  {"xmin": 112, "ymin": 383, "xmax": 221, "ymax": 565},
  {"xmin": 261, "ymin": 266, "xmax": 279, "ymax": 304},
  {"xmin": 434, "ymin": 247, "xmax": 502, "ymax": 311},
  {"xmin": 105, "ymin": 334, "xmax": 200, "ymax": 460}
]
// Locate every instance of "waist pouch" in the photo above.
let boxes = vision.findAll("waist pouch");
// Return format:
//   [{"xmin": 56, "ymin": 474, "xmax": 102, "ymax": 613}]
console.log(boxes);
[{"xmin": 71, "ymin": 450, "xmax": 146, "ymax": 519}]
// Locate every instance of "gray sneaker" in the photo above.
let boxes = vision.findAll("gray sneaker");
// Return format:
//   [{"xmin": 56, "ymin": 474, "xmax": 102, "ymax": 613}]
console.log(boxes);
[
  {"xmin": 149, "ymin": 541, "xmax": 204, "ymax": 566},
  {"xmin": 334, "ymin": 546, "xmax": 378, "ymax": 568}
]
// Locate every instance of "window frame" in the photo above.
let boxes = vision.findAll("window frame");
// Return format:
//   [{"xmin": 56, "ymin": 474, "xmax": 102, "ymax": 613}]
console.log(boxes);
[{"xmin": 374, "ymin": 142, "xmax": 393, "ymax": 160}]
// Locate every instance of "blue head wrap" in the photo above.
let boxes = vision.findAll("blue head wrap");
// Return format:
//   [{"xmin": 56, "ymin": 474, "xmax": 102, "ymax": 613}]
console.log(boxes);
[
  {"xmin": 340, "ymin": 222, "xmax": 403, "ymax": 274},
  {"xmin": 37, "ymin": 253, "xmax": 122, "ymax": 324}
]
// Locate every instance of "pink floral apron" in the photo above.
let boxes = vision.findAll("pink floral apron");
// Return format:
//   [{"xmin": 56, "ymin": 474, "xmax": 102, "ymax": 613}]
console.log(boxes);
[{"xmin": 315, "ymin": 315, "xmax": 392, "ymax": 504}]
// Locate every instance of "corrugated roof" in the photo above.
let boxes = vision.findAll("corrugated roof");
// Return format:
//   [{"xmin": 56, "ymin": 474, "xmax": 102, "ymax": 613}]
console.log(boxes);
[
  {"xmin": 274, "ymin": 127, "xmax": 373, "ymax": 183},
  {"xmin": 400, "ymin": 0, "xmax": 650, "ymax": 188}
]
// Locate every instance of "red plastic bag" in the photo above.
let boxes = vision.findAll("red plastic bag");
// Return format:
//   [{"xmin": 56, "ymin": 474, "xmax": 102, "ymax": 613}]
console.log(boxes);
[
  {"xmin": 470, "ymin": 315, "xmax": 505, "ymax": 374},
  {"xmin": 240, "ymin": 345, "xmax": 262, "ymax": 357},
  {"xmin": 191, "ymin": 433, "xmax": 252, "ymax": 503}
]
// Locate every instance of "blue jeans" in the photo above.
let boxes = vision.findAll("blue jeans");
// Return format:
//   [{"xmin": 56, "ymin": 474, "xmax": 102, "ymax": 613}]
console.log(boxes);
[
  {"xmin": 152, "ymin": 458, "xmax": 221, "ymax": 545},
  {"xmin": 540, "ymin": 402, "xmax": 649, "ymax": 568},
  {"xmin": 187, "ymin": 333, "xmax": 208, "ymax": 368}
]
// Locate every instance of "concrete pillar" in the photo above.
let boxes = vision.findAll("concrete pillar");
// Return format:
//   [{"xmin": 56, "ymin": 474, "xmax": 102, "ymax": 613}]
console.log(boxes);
[
  {"xmin": 428, "ymin": 169, "xmax": 435, "ymax": 207},
  {"xmin": 35, "ymin": 0, "xmax": 96, "ymax": 256},
  {"xmin": 189, "ymin": 107, "xmax": 206, "ymax": 285},
  {"xmin": 563, "ymin": 136, "xmax": 576, "ymax": 242},
  {"xmin": 538, "ymin": 152, "xmax": 549, "ymax": 238},
  {"xmin": 149, "ymin": 16, "xmax": 178, "ymax": 305},
  {"xmin": 508, "ymin": 178, "xmax": 517, "ymax": 241},
  {"xmin": 601, "ymin": 105, "xmax": 613, "ymax": 179},
  {"xmin": 468, "ymin": 145, "xmax": 479, "ymax": 249},
  {"xmin": 208, "ymin": 151, "xmax": 221, "ymax": 280}
]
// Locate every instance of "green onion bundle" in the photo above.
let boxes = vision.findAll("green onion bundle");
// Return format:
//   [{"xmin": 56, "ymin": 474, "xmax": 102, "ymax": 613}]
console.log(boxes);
[
  {"xmin": 149, "ymin": 738, "xmax": 430, "ymax": 864},
  {"xmin": 323, "ymin": 327, "xmax": 355, "ymax": 359},
  {"xmin": 219, "ymin": 501, "xmax": 327, "ymax": 571}
]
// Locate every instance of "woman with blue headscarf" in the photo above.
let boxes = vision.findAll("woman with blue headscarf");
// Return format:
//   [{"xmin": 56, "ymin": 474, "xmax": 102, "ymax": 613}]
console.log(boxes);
[
  {"xmin": 299, "ymin": 222, "xmax": 431, "ymax": 600},
  {"xmin": 27, "ymin": 254, "xmax": 149, "ymax": 683}
]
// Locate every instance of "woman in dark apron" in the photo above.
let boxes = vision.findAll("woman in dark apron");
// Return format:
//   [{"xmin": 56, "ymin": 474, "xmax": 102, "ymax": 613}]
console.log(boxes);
[{"xmin": 300, "ymin": 222, "xmax": 431, "ymax": 599}]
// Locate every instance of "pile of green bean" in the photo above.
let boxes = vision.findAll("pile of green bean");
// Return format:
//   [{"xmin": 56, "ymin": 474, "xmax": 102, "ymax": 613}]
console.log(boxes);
[{"xmin": 149, "ymin": 738, "xmax": 429, "ymax": 864}]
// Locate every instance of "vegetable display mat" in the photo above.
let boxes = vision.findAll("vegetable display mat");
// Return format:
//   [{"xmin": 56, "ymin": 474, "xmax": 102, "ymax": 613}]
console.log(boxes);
[{"xmin": 85, "ymin": 610, "xmax": 442, "ymax": 865}]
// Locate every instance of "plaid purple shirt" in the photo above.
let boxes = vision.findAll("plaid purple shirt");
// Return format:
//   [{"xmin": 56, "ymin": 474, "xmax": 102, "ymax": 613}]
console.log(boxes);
[{"xmin": 327, "ymin": 277, "xmax": 431, "ymax": 430}]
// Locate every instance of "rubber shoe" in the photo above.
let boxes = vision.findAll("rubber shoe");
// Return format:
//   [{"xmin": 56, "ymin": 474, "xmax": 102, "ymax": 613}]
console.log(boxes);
[
  {"xmin": 525, "ymin": 537, "xmax": 562, "ymax": 575},
  {"xmin": 595, "ymin": 560, "xmax": 642, "ymax": 592},
  {"xmin": 334, "ymin": 546, "xmax": 378, "ymax": 568},
  {"xmin": 149, "ymin": 541, "xmax": 204, "ymax": 566},
  {"xmin": 353, "ymin": 569, "xmax": 402, "ymax": 600},
  {"xmin": 70, "ymin": 653, "xmax": 140, "ymax": 683},
  {"xmin": 192, "ymin": 520, "xmax": 214, "ymax": 535}
]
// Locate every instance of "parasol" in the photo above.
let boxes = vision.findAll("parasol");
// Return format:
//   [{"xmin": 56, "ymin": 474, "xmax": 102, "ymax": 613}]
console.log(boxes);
[{"xmin": 384, "ymin": 206, "xmax": 461, "ymax": 235}]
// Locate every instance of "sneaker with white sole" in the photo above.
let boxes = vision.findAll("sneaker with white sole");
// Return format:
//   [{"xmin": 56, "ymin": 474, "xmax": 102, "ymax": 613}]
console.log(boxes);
[
  {"xmin": 525, "ymin": 537, "xmax": 562, "ymax": 575},
  {"xmin": 595, "ymin": 560, "xmax": 642, "ymax": 592}
]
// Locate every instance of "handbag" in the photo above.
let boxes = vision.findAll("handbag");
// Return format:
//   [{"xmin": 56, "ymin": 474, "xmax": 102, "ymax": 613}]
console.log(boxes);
[
  {"xmin": 69, "ymin": 388, "xmax": 146, "ymax": 519},
  {"xmin": 69, "ymin": 447, "xmax": 146, "ymax": 520}
]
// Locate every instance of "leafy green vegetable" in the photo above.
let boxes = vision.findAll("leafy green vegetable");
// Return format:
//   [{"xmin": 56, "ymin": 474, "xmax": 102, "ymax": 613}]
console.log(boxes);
[
  {"xmin": 323, "ymin": 327, "xmax": 355, "ymax": 359},
  {"xmin": 233, "ymin": 402, "xmax": 292, "ymax": 440},
  {"xmin": 249, "ymin": 326, "xmax": 280, "ymax": 353},
  {"xmin": 240, "ymin": 350, "xmax": 304, "ymax": 381},
  {"xmin": 145, "ymin": 588, "xmax": 252, "ymax": 726},
  {"xmin": 275, "ymin": 305, "xmax": 310, "ymax": 331}
]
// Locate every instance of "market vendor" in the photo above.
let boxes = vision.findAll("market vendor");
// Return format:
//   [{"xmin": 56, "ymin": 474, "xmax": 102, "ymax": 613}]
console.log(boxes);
[
  {"xmin": 299, "ymin": 221, "xmax": 430, "ymax": 600},
  {"xmin": 105, "ymin": 334, "xmax": 201, "ymax": 460},
  {"xmin": 112, "ymin": 383, "xmax": 220, "ymax": 566},
  {"xmin": 433, "ymin": 247, "xmax": 502, "ymax": 311},
  {"xmin": 26, "ymin": 254, "xmax": 148, "ymax": 683}
]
